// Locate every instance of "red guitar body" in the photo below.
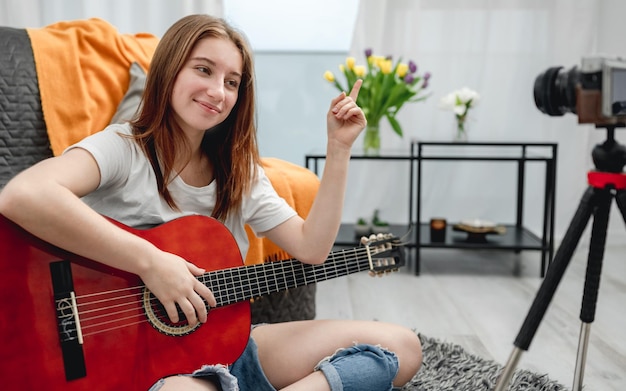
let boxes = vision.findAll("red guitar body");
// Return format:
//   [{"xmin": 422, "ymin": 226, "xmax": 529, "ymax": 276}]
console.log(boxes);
[{"xmin": 0, "ymin": 214, "xmax": 250, "ymax": 390}]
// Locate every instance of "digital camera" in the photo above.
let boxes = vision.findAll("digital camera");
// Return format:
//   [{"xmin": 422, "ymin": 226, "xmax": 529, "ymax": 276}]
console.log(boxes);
[{"xmin": 534, "ymin": 55, "xmax": 626, "ymax": 125}]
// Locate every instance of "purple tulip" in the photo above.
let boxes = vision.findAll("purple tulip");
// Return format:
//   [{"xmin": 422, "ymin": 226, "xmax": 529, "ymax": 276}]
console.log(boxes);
[
  {"xmin": 365, "ymin": 48, "xmax": 373, "ymax": 58},
  {"xmin": 423, "ymin": 72, "xmax": 431, "ymax": 80},
  {"xmin": 409, "ymin": 61, "xmax": 417, "ymax": 73},
  {"xmin": 404, "ymin": 74, "xmax": 414, "ymax": 84},
  {"xmin": 422, "ymin": 80, "xmax": 429, "ymax": 89}
]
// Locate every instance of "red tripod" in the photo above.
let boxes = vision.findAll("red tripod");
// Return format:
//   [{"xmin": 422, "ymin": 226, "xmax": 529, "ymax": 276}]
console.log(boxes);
[{"xmin": 494, "ymin": 126, "xmax": 626, "ymax": 391}]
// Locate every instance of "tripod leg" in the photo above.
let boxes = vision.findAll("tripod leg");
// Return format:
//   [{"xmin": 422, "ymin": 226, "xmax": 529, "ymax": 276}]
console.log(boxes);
[
  {"xmin": 573, "ymin": 187, "xmax": 612, "ymax": 390},
  {"xmin": 615, "ymin": 188, "xmax": 626, "ymax": 225},
  {"xmin": 494, "ymin": 187, "xmax": 597, "ymax": 391}
]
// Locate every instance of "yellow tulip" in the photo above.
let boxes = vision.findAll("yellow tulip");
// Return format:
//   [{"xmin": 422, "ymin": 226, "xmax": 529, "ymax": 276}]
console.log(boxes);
[
  {"xmin": 346, "ymin": 57, "xmax": 356, "ymax": 70},
  {"xmin": 354, "ymin": 65, "xmax": 366, "ymax": 77},
  {"xmin": 396, "ymin": 63, "xmax": 409, "ymax": 78},
  {"xmin": 327, "ymin": 48, "xmax": 432, "ymax": 146},
  {"xmin": 380, "ymin": 59, "xmax": 393, "ymax": 74},
  {"xmin": 372, "ymin": 56, "xmax": 385, "ymax": 69}
]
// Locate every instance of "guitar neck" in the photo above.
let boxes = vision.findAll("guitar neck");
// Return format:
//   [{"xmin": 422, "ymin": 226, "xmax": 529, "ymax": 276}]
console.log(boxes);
[{"xmin": 203, "ymin": 247, "xmax": 373, "ymax": 307}]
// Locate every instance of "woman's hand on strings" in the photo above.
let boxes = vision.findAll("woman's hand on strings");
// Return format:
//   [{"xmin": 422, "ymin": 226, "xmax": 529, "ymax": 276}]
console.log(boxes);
[{"xmin": 139, "ymin": 251, "xmax": 217, "ymax": 325}]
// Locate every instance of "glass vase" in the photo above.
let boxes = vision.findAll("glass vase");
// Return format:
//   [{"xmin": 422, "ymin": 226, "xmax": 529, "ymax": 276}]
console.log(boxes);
[
  {"xmin": 454, "ymin": 117, "xmax": 468, "ymax": 142},
  {"xmin": 363, "ymin": 123, "xmax": 381, "ymax": 155}
]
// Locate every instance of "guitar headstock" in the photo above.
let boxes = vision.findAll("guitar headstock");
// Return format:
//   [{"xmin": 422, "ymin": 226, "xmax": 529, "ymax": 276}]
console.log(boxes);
[{"xmin": 361, "ymin": 233, "xmax": 406, "ymax": 276}]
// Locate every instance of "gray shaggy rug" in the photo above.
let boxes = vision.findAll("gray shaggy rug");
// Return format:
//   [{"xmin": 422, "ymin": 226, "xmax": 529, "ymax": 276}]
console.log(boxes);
[{"xmin": 403, "ymin": 334, "xmax": 569, "ymax": 391}]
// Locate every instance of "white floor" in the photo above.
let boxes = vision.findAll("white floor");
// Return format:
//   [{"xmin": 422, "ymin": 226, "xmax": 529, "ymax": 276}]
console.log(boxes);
[{"xmin": 315, "ymin": 240, "xmax": 626, "ymax": 390}]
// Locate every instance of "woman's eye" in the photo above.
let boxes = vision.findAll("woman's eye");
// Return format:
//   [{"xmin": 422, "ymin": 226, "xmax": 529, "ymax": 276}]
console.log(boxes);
[
  {"xmin": 196, "ymin": 66, "xmax": 210, "ymax": 74},
  {"xmin": 227, "ymin": 80, "xmax": 239, "ymax": 88}
]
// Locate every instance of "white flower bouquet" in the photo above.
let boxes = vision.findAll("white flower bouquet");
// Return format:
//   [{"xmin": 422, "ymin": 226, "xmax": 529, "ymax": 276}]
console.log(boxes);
[{"xmin": 440, "ymin": 87, "xmax": 480, "ymax": 139}]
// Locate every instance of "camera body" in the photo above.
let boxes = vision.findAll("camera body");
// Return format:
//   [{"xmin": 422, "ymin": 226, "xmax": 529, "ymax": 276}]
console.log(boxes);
[{"xmin": 534, "ymin": 55, "xmax": 626, "ymax": 125}]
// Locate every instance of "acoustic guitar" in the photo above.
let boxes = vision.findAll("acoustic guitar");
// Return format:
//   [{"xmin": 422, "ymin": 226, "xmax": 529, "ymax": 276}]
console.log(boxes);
[{"xmin": 0, "ymin": 214, "xmax": 405, "ymax": 390}]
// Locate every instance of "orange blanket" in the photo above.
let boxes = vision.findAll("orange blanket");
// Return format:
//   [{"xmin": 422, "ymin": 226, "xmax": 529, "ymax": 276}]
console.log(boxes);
[
  {"xmin": 27, "ymin": 18, "xmax": 159, "ymax": 156},
  {"xmin": 244, "ymin": 158, "xmax": 320, "ymax": 265}
]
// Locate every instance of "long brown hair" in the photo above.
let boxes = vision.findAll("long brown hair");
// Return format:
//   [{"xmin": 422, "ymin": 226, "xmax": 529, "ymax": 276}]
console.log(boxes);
[{"xmin": 130, "ymin": 14, "xmax": 259, "ymax": 222}]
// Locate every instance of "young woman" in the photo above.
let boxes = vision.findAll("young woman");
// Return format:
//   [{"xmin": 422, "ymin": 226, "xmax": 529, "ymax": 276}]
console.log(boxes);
[{"xmin": 0, "ymin": 14, "xmax": 421, "ymax": 390}]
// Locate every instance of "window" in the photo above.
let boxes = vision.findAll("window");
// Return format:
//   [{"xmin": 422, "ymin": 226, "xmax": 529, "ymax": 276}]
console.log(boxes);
[{"xmin": 224, "ymin": 0, "xmax": 359, "ymax": 52}]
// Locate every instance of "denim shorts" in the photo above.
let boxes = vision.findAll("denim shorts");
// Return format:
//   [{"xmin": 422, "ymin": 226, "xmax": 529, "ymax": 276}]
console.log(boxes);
[
  {"xmin": 316, "ymin": 344, "xmax": 399, "ymax": 391},
  {"xmin": 148, "ymin": 336, "xmax": 274, "ymax": 391},
  {"xmin": 149, "ymin": 336, "xmax": 399, "ymax": 390}
]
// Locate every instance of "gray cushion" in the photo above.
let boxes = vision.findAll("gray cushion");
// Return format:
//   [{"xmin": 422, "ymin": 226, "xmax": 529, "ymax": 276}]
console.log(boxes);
[
  {"xmin": 0, "ymin": 27, "xmax": 52, "ymax": 188},
  {"xmin": 110, "ymin": 62, "xmax": 146, "ymax": 124}
]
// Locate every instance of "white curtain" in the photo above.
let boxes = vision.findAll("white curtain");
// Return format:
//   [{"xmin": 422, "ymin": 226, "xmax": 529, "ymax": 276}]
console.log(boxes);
[
  {"xmin": 0, "ymin": 0, "xmax": 223, "ymax": 34},
  {"xmin": 347, "ymin": 0, "xmax": 626, "ymax": 242},
  {"xmin": 2, "ymin": 0, "xmax": 625, "ymax": 242}
]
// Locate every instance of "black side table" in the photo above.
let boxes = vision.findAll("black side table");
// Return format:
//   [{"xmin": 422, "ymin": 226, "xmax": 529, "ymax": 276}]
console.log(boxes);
[{"xmin": 414, "ymin": 141, "xmax": 557, "ymax": 277}]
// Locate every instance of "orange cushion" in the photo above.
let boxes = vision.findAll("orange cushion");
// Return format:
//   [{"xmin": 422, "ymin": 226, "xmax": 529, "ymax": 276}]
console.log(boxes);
[{"xmin": 244, "ymin": 158, "xmax": 320, "ymax": 265}]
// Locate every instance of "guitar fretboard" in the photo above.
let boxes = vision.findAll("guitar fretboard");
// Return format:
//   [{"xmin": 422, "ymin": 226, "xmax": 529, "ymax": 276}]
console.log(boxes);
[{"xmin": 201, "ymin": 246, "xmax": 377, "ymax": 307}]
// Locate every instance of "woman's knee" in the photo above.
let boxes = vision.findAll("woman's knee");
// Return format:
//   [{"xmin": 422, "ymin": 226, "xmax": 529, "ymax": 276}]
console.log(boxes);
[
  {"xmin": 315, "ymin": 343, "xmax": 399, "ymax": 391},
  {"xmin": 392, "ymin": 327, "xmax": 422, "ymax": 385}
]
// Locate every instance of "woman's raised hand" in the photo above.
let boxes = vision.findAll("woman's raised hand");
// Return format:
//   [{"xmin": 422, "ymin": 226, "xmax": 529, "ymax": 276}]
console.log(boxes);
[{"xmin": 327, "ymin": 79, "xmax": 366, "ymax": 150}]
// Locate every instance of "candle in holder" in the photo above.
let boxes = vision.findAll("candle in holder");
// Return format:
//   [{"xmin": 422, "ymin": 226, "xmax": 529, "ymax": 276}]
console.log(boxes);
[{"xmin": 430, "ymin": 218, "xmax": 447, "ymax": 242}]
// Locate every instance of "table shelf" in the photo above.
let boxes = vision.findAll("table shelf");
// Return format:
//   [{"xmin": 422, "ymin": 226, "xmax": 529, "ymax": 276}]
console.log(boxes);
[
  {"xmin": 414, "ymin": 141, "xmax": 557, "ymax": 277},
  {"xmin": 305, "ymin": 141, "xmax": 557, "ymax": 277},
  {"xmin": 417, "ymin": 223, "xmax": 543, "ymax": 250},
  {"xmin": 334, "ymin": 223, "xmax": 415, "ymax": 247}
]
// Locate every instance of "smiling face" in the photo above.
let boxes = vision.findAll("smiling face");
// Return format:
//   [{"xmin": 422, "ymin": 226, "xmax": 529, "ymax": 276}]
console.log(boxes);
[{"xmin": 171, "ymin": 37, "xmax": 244, "ymax": 136}]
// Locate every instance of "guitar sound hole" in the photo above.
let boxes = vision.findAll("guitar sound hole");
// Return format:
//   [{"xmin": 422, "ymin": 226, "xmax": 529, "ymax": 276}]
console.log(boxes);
[
  {"xmin": 150, "ymin": 300, "xmax": 211, "ymax": 325},
  {"xmin": 142, "ymin": 289, "xmax": 205, "ymax": 337},
  {"xmin": 151, "ymin": 301, "xmax": 190, "ymax": 327}
]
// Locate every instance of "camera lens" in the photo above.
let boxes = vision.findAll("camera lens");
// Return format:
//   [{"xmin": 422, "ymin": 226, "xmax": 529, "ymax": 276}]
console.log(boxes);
[{"xmin": 534, "ymin": 66, "xmax": 579, "ymax": 116}]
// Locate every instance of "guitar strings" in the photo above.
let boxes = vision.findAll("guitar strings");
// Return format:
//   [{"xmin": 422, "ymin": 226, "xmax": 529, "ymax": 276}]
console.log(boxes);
[
  {"xmin": 77, "ymin": 246, "xmax": 385, "ymax": 335},
  {"xmin": 73, "ymin": 246, "xmax": 372, "ymax": 306},
  {"xmin": 74, "ymin": 246, "xmax": 376, "ymax": 335},
  {"xmin": 70, "ymin": 245, "xmax": 395, "ymax": 339}
]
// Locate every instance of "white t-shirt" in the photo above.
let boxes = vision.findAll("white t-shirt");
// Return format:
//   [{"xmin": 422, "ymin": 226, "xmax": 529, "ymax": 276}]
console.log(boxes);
[{"xmin": 67, "ymin": 123, "xmax": 297, "ymax": 259}]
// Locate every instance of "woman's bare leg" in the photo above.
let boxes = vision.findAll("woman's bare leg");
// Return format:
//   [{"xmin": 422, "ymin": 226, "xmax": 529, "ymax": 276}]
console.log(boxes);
[{"xmin": 251, "ymin": 319, "xmax": 422, "ymax": 390}]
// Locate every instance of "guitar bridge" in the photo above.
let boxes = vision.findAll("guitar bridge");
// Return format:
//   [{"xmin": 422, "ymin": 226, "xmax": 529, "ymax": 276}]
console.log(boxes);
[{"xmin": 50, "ymin": 261, "xmax": 86, "ymax": 381}]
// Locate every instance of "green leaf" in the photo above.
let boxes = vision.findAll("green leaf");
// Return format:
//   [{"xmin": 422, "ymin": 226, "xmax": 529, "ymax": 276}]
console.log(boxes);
[
  {"xmin": 386, "ymin": 113, "xmax": 403, "ymax": 137},
  {"xmin": 333, "ymin": 79, "xmax": 347, "ymax": 93}
]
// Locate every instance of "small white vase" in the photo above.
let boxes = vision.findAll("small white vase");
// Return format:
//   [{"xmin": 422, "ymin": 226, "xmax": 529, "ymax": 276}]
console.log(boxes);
[
  {"xmin": 371, "ymin": 225, "xmax": 390, "ymax": 234},
  {"xmin": 354, "ymin": 223, "xmax": 371, "ymax": 237},
  {"xmin": 453, "ymin": 116, "xmax": 469, "ymax": 142}
]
